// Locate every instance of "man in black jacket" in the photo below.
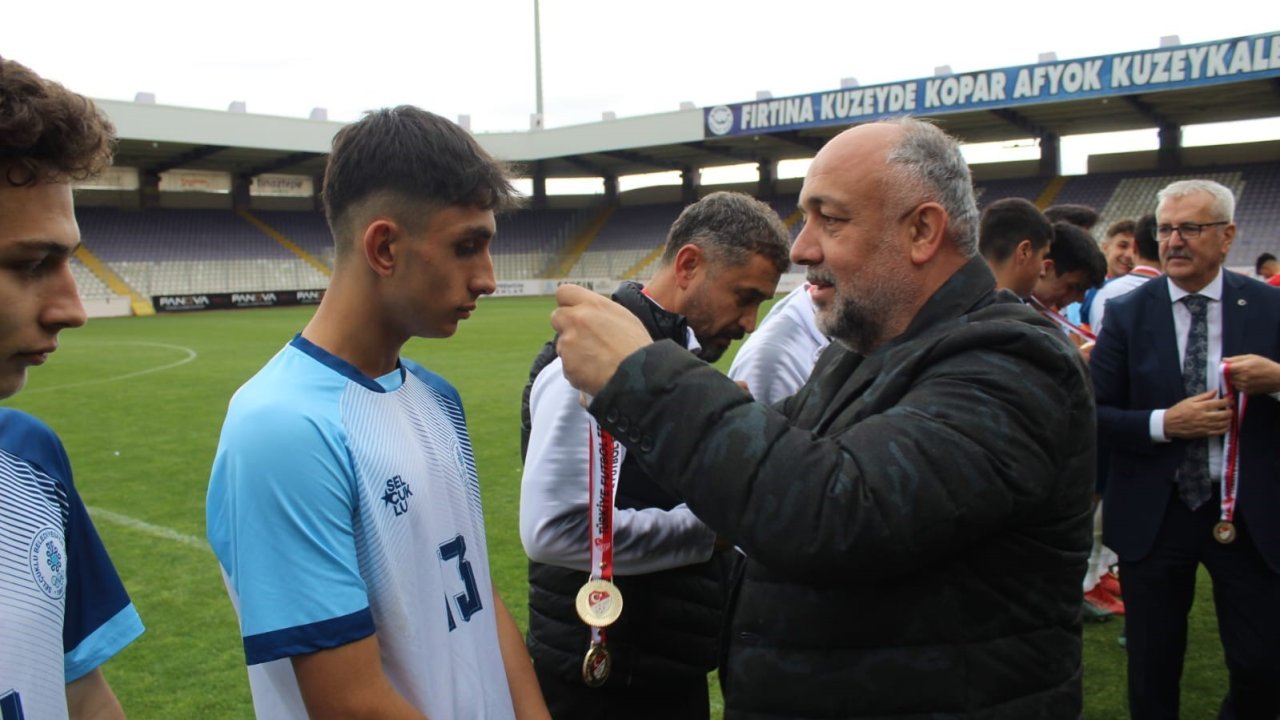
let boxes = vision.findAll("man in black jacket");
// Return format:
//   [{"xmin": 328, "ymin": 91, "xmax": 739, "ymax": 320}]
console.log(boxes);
[
  {"xmin": 550, "ymin": 119, "xmax": 1095, "ymax": 719},
  {"xmin": 520, "ymin": 191, "xmax": 791, "ymax": 719}
]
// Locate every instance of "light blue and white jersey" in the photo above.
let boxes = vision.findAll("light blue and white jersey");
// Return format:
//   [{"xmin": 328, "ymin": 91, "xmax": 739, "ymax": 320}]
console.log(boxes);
[
  {"xmin": 0, "ymin": 409, "xmax": 144, "ymax": 720},
  {"xmin": 207, "ymin": 335, "xmax": 514, "ymax": 720}
]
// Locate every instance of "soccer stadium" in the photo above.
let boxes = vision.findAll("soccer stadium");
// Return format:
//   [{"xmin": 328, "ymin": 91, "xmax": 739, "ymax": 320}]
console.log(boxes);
[{"xmin": 5, "ymin": 29, "xmax": 1280, "ymax": 718}]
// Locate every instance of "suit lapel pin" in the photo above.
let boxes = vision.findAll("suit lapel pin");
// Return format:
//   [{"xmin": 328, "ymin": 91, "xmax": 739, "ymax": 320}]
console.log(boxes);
[{"xmin": 1238, "ymin": 299, "xmax": 1247, "ymax": 306}]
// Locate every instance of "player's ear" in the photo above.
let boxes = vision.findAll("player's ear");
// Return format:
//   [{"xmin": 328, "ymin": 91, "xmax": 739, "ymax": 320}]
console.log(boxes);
[
  {"xmin": 1015, "ymin": 239, "xmax": 1033, "ymax": 261},
  {"xmin": 362, "ymin": 219, "xmax": 398, "ymax": 277},
  {"xmin": 906, "ymin": 202, "xmax": 947, "ymax": 266},
  {"xmin": 673, "ymin": 244, "xmax": 704, "ymax": 290}
]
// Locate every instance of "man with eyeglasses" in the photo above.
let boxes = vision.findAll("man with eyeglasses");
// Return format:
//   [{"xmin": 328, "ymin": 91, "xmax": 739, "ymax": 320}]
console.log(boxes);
[{"xmin": 1090, "ymin": 179, "xmax": 1280, "ymax": 720}]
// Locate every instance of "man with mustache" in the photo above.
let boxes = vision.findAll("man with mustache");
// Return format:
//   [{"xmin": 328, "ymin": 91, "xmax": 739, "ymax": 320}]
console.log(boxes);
[
  {"xmin": 548, "ymin": 118, "xmax": 1095, "ymax": 719},
  {"xmin": 520, "ymin": 191, "xmax": 790, "ymax": 719},
  {"xmin": 0, "ymin": 57, "xmax": 145, "ymax": 720},
  {"xmin": 1091, "ymin": 179, "xmax": 1280, "ymax": 719}
]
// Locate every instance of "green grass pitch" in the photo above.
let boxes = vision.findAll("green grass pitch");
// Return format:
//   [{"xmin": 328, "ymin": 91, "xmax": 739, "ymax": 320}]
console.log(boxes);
[{"xmin": 2, "ymin": 296, "xmax": 1227, "ymax": 718}]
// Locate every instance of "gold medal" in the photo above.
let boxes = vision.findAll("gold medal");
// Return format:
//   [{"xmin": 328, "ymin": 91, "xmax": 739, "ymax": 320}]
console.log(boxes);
[
  {"xmin": 1213, "ymin": 520, "xmax": 1237, "ymax": 544},
  {"xmin": 575, "ymin": 578, "xmax": 623, "ymax": 627},
  {"xmin": 581, "ymin": 642, "xmax": 612, "ymax": 687}
]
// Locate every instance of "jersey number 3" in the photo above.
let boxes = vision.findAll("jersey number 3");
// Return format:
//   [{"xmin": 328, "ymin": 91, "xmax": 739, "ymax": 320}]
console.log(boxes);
[{"xmin": 439, "ymin": 534, "xmax": 483, "ymax": 631}]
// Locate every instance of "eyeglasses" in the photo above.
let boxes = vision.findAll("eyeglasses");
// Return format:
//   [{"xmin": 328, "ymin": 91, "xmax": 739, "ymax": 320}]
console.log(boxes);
[{"xmin": 1155, "ymin": 222, "xmax": 1228, "ymax": 240}]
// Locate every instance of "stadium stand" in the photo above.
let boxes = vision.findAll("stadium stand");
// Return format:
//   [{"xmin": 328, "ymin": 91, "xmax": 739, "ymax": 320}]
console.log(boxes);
[
  {"xmin": 63, "ymin": 161, "xmax": 1280, "ymax": 303},
  {"xmin": 68, "ymin": 257, "xmax": 117, "ymax": 300},
  {"xmin": 565, "ymin": 203, "xmax": 683, "ymax": 278},
  {"xmin": 974, "ymin": 177, "xmax": 1054, "ymax": 208},
  {"xmin": 493, "ymin": 207, "xmax": 583, "ymax": 279},
  {"xmin": 76, "ymin": 208, "xmax": 329, "ymax": 297},
  {"xmin": 250, "ymin": 210, "xmax": 335, "ymax": 268}
]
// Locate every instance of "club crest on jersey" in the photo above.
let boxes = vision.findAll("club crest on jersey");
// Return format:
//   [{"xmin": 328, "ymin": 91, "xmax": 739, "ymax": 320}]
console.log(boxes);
[
  {"xmin": 381, "ymin": 475, "xmax": 413, "ymax": 516},
  {"xmin": 29, "ymin": 526, "xmax": 67, "ymax": 600}
]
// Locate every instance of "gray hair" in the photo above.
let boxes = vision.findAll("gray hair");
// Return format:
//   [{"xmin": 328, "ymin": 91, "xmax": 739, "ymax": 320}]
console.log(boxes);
[
  {"xmin": 1156, "ymin": 179, "xmax": 1235, "ymax": 221},
  {"xmin": 660, "ymin": 191, "xmax": 792, "ymax": 274},
  {"xmin": 883, "ymin": 117, "xmax": 979, "ymax": 258}
]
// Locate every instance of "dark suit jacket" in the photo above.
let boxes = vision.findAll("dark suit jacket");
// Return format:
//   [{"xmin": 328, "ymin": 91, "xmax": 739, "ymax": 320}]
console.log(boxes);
[{"xmin": 1091, "ymin": 270, "xmax": 1280, "ymax": 572}]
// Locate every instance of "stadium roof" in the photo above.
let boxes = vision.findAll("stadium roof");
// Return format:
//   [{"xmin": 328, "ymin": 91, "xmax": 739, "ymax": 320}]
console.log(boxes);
[{"xmin": 103, "ymin": 31, "xmax": 1280, "ymax": 181}]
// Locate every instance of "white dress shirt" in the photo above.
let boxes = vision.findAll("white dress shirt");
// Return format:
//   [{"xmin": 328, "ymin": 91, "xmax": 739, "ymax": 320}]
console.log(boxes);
[{"xmin": 1149, "ymin": 270, "xmax": 1224, "ymax": 481}]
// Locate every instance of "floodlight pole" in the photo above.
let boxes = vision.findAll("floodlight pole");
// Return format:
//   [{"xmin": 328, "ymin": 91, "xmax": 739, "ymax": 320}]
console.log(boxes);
[{"xmin": 534, "ymin": 0, "xmax": 544, "ymax": 124}]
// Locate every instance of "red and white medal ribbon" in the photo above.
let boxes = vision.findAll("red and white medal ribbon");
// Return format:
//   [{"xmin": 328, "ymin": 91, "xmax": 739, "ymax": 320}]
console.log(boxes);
[
  {"xmin": 1217, "ymin": 360, "xmax": 1247, "ymax": 534},
  {"xmin": 582, "ymin": 417, "xmax": 624, "ymax": 643},
  {"xmin": 1029, "ymin": 297, "xmax": 1097, "ymax": 342}
]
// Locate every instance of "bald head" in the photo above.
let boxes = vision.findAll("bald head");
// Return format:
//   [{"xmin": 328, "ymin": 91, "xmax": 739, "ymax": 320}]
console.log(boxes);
[{"xmin": 792, "ymin": 118, "xmax": 977, "ymax": 353}]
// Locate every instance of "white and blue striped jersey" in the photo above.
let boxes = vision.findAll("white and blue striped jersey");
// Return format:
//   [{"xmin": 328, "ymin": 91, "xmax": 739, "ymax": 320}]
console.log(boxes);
[
  {"xmin": 207, "ymin": 335, "xmax": 514, "ymax": 720},
  {"xmin": 0, "ymin": 409, "xmax": 144, "ymax": 720}
]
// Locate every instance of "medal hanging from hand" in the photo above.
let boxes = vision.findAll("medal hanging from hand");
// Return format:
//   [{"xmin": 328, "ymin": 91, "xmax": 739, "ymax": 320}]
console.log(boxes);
[
  {"xmin": 577, "ymin": 420, "xmax": 623, "ymax": 686},
  {"xmin": 1214, "ymin": 360, "xmax": 1246, "ymax": 544}
]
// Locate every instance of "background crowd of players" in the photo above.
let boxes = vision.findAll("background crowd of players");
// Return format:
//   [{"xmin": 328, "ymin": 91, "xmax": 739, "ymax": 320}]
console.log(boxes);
[{"xmin": 4, "ymin": 54, "xmax": 1279, "ymax": 720}]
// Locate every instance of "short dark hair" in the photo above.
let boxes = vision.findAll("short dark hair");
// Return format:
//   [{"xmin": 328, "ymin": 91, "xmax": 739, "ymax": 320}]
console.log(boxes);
[
  {"xmin": 322, "ymin": 106, "xmax": 517, "ymax": 252},
  {"xmin": 1134, "ymin": 213, "xmax": 1159, "ymax": 262},
  {"xmin": 659, "ymin": 191, "xmax": 792, "ymax": 275},
  {"xmin": 1256, "ymin": 252, "xmax": 1277, "ymax": 274},
  {"xmin": 0, "ymin": 56, "xmax": 115, "ymax": 187},
  {"xmin": 1047, "ymin": 221, "xmax": 1106, "ymax": 288},
  {"xmin": 1104, "ymin": 219, "xmax": 1136, "ymax": 240},
  {"xmin": 1044, "ymin": 204, "xmax": 1099, "ymax": 231},
  {"xmin": 978, "ymin": 198, "xmax": 1052, "ymax": 262}
]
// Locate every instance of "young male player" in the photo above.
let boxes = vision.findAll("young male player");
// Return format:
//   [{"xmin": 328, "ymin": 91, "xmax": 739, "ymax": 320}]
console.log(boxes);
[
  {"xmin": 0, "ymin": 56, "xmax": 144, "ymax": 720},
  {"xmin": 207, "ymin": 107, "xmax": 548, "ymax": 719}
]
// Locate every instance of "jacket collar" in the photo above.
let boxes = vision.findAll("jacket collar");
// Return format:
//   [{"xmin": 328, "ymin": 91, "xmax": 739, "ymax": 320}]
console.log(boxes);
[
  {"xmin": 611, "ymin": 281, "xmax": 692, "ymax": 346},
  {"xmin": 879, "ymin": 256, "xmax": 1001, "ymax": 356}
]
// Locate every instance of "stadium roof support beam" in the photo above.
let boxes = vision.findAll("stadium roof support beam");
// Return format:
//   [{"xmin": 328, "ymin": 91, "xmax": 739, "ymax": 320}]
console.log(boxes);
[
  {"xmin": 770, "ymin": 130, "xmax": 828, "ymax": 154},
  {"xmin": 532, "ymin": 161, "xmax": 548, "ymax": 210},
  {"xmin": 242, "ymin": 151, "xmax": 326, "ymax": 178},
  {"xmin": 1122, "ymin": 94, "xmax": 1175, "ymax": 129},
  {"xmin": 683, "ymin": 142, "xmax": 758, "ymax": 165},
  {"xmin": 758, "ymin": 159, "xmax": 777, "ymax": 200},
  {"xmin": 1158, "ymin": 123, "xmax": 1183, "ymax": 170},
  {"xmin": 681, "ymin": 165, "xmax": 701, "ymax": 205},
  {"xmin": 988, "ymin": 109, "xmax": 1059, "ymax": 176},
  {"xmin": 560, "ymin": 155, "xmax": 607, "ymax": 176},
  {"xmin": 598, "ymin": 149, "xmax": 683, "ymax": 174},
  {"xmin": 1123, "ymin": 95, "xmax": 1183, "ymax": 170},
  {"xmin": 144, "ymin": 144, "xmax": 229, "ymax": 174}
]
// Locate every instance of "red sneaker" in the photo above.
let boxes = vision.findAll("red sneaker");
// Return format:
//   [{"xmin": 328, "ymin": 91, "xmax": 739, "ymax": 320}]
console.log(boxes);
[
  {"xmin": 1084, "ymin": 585, "xmax": 1125, "ymax": 616},
  {"xmin": 1097, "ymin": 571, "xmax": 1122, "ymax": 599}
]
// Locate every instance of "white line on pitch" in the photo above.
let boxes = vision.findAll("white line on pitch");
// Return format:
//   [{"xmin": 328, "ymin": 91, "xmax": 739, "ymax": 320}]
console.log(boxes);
[
  {"xmin": 87, "ymin": 505, "xmax": 210, "ymax": 553},
  {"xmin": 23, "ymin": 341, "xmax": 199, "ymax": 394}
]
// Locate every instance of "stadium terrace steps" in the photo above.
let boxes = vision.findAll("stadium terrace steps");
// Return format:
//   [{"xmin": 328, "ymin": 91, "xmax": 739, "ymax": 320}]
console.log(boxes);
[
  {"xmin": 1035, "ymin": 176, "xmax": 1069, "ymax": 208},
  {"xmin": 71, "ymin": 245, "xmax": 154, "ymax": 316},
  {"xmin": 237, "ymin": 210, "xmax": 333, "ymax": 278},
  {"xmin": 544, "ymin": 205, "xmax": 616, "ymax": 278},
  {"xmin": 973, "ymin": 177, "xmax": 1054, "ymax": 208},
  {"xmin": 620, "ymin": 243, "xmax": 667, "ymax": 280}
]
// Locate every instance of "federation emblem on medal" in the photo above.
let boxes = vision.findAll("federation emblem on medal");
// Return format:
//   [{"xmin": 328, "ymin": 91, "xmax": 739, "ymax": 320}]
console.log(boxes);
[
  {"xmin": 1213, "ymin": 520, "xmax": 1237, "ymax": 544},
  {"xmin": 575, "ymin": 578, "xmax": 623, "ymax": 627},
  {"xmin": 581, "ymin": 642, "xmax": 612, "ymax": 687}
]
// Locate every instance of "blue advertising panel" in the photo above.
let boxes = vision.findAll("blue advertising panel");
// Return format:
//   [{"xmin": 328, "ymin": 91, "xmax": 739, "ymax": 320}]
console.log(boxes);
[{"xmin": 703, "ymin": 32, "xmax": 1280, "ymax": 138}]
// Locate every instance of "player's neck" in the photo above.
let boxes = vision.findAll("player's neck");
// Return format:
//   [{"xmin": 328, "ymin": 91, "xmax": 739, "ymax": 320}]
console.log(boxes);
[{"xmin": 303, "ymin": 291, "xmax": 402, "ymax": 379}]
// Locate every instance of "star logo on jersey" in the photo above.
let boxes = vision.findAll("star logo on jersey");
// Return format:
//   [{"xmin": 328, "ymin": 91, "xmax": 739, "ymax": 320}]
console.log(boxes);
[{"xmin": 382, "ymin": 475, "xmax": 413, "ymax": 517}]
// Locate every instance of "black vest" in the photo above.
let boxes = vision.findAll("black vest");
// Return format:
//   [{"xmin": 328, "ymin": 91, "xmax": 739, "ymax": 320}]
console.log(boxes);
[{"xmin": 519, "ymin": 281, "xmax": 729, "ymax": 688}]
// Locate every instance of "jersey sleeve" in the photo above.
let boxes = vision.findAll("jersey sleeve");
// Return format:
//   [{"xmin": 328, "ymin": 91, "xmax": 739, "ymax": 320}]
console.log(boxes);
[
  {"xmin": 62, "ymin": 485, "xmax": 145, "ymax": 682},
  {"xmin": 0, "ymin": 409, "xmax": 144, "ymax": 683},
  {"xmin": 520, "ymin": 358, "xmax": 715, "ymax": 574},
  {"xmin": 12, "ymin": 415, "xmax": 147, "ymax": 684},
  {"xmin": 206, "ymin": 392, "xmax": 374, "ymax": 665}
]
